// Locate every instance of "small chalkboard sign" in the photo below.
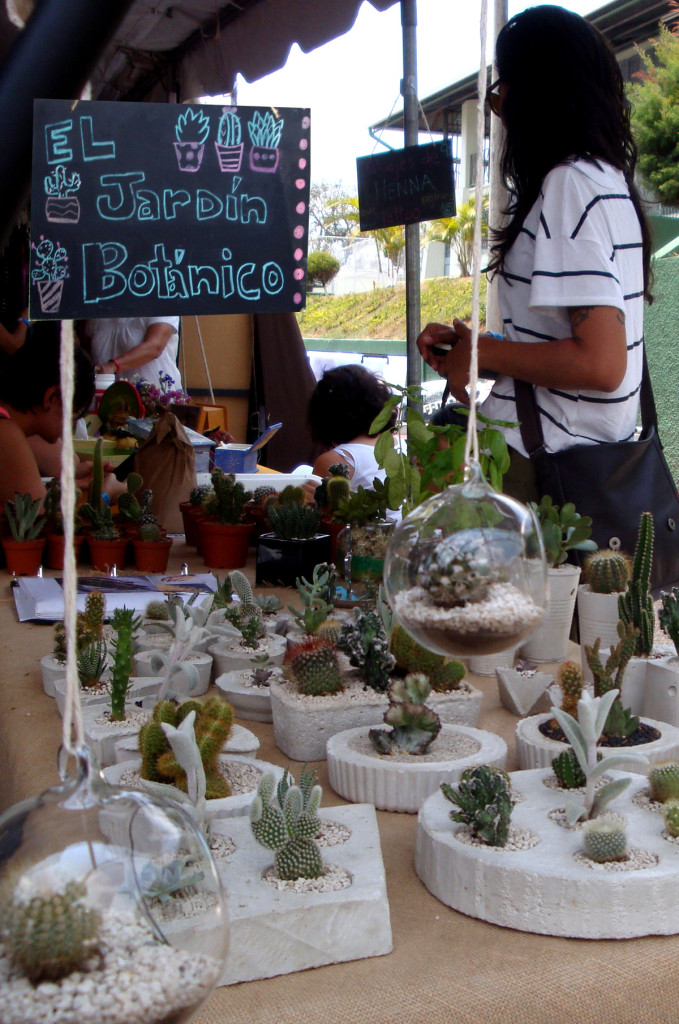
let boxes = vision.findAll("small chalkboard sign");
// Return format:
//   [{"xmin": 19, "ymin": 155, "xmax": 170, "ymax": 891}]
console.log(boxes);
[
  {"xmin": 356, "ymin": 140, "xmax": 455, "ymax": 232},
  {"xmin": 30, "ymin": 99, "xmax": 311, "ymax": 319}
]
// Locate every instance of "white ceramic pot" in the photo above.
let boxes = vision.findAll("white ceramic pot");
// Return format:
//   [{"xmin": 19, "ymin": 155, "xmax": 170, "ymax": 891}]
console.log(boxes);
[
  {"xmin": 468, "ymin": 646, "xmax": 517, "ymax": 677},
  {"xmin": 644, "ymin": 656, "xmax": 679, "ymax": 726},
  {"xmin": 327, "ymin": 725, "xmax": 507, "ymax": 813},
  {"xmin": 132, "ymin": 648, "xmax": 213, "ymax": 693},
  {"xmin": 621, "ymin": 656, "xmax": 650, "ymax": 716},
  {"xmin": 520, "ymin": 564, "xmax": 581, "ymax": 663},
  {"xmin": 577, "ymin": 585, "xmax": 624, "ymax": 683},
  {"xmin": 210, "ymin": 635, "xmax": 287, "ymax": 675},
  {"xmin": 40, "ymin": 654, "xmax": 66, "ymax": 697}
]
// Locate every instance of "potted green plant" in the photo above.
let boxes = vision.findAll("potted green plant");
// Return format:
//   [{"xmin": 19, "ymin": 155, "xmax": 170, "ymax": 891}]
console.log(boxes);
[
  {"xmin": 314, "ymin": 463, "xmax": 351, "ymax": 561},
  {"xmin": 80, "ymin": 503, "xmax": 128, "ymax": 572},
  {"xmin": 247, "ymin": 110, "xmax": 284, "ymax": 173},
  {"xmin": 180, "ymin": 483, "xmax": 214, "ymax": 550},
  {"xmin": 255, "ymin": 486, "xmax": 330, "ymax": 587},
  {"xmin": 199, "ymin": 469, "xmax": 253, "ymax": 569},
  {"xmin": 2, "ymin": 492, "xmax": 46, "ymax": 575},
  {"xmin": 331, "ymin": 479, "xmax": 394, "ymax": 599},
  {"xmin": 577, "ymin": 547, "xmax": 632, "ymax": 684},
  {"xmin": 133, "ymin": 522, "xmax": 173, "ymax": 573},
  {"xmin": 43, "ymin": 477, "xmax": 85, "ymax": 569}
]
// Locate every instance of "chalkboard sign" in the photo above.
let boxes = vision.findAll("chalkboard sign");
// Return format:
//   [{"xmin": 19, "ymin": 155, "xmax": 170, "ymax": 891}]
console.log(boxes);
[
  {"xmin": 356, "ymin": 140, "xmax": 455, "ymax": 232},
  {"xmin": 30, "ymin": 99, "xmax": 311, "ymax": 319}
]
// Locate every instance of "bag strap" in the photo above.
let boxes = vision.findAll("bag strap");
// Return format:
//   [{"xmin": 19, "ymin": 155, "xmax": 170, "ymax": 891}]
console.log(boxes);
[{"xmin": 515, "ymin": 347, "xmax": 658, "ymax": 457}]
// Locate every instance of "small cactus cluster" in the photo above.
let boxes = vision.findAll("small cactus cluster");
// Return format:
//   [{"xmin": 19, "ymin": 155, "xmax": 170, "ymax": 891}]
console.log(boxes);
[
  {"xmin": 618, "ymin": 511, "xmax": 655, "ymax": 656},
  {"xmin": 585, "ymin": 619, "xmax": 640, "ymax": 738},
  {"xmin": 390, "ymin": 625, "xmax": 465, "ymax": 692},
  {"xmin": 337, "ymin": 610, "xmax": 395, "ymax": 693},
  {"xmin": 109, "ymin": 607, "xmax": 140, "ymax": 721},
  {"xmin": 266, "ymin": 486, "xmax": 321, "ymax": 540},
  {"xmin": 206, "ymin": 469, "xmax": 251, "ymax": 525},
  {"xmin": 583, "ymin": 548, "xmax": 631, "ymax": 594},
  {"xmin": 81, "ymin": 502, "xmax": 120, "ymax": 541},
  {"xmin": 659, "ymin": 587, "xmax": 679, "ymax": 657},
  {"xmin": 662, "ymin": 799, "xmax": 679, "ymax": 837},
  {"xmin": 189, "ymin": 483, "xmax": 213, "ymax": 507},
  {"xmin": 138, "ymin": 697, "xmax": 233, "ymax": 799},
  {"xmin": 288, "ymin": 563, "xmax": 335, "ymax": 635},
  {"xmin": 144, "ymin": 599, "xmax": 172, "ymax": 621},
  {"xmin": 1, "ymin": 880, "xmax": 101, "ymax": 984},
  {"xmin": 558, "ymin": 660, "xmax": 583, "ymax": 718},
  {"xmin": 648, "ymin": 761, "xmax": 679, "ymax": 804},
  {"xmin": 441, "ymin": 765, "xmax": 513, "ymax": 847},
  {"xmin": 314, "ymin": 462, "xmax": 350, "ymax": 511},
  {"xmin": 250, "ymin": 768, "xmax": 324, "ymax": 880},
  {"xmin": 369, "ymin": 673, "xmax": 441, "ymax": 755},
  {"xmin": 53, "ymin": 590, "xmax": 106, "ymax": 662},
  {"xmin": 582, "ymin": 814, "xmax": 628, "ymax": 863},
  {"xmin": 286, "ymin": 637, "xmax": 343, "ymax": 695}
]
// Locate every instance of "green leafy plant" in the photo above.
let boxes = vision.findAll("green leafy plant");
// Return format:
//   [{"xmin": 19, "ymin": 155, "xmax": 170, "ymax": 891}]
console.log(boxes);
[
  {"xmin": 330, "ymin": 477, "xmax": 394, "ymax": 526},
  {"xmin": 307, "ymin": 250, "xmax": 340, "ymax": 293},
  {"xmin": 441, "ymin": 765, "xmax": 513, "ymax": 847},
  {"xmin": 288, "ymin": 563, "xmax": 335, "ymax": 635},
  {"xmin": 337, "ymin": 609, "xmax": 395, "ymax": 692},
  {"xmin": 528, "ymin": 495, "xmax": 597, "ymax": 568},
  {"xmin": 250, "ymin": 767, "xmax": 324, "ymax": 881},
  {"xmin": 628, "ymin": 25, "xmax": 679, "ymax": 204},
  {"xmin": 4, "ymin": 492, "xmax": 45, "ymax": 541},
  {"xmin": 369, "ymin": 673, "xmax": 441, "ymax": 754},
  {"xmin": 618, "ymin": 511, "xmax": 655, "ymax": 656}
]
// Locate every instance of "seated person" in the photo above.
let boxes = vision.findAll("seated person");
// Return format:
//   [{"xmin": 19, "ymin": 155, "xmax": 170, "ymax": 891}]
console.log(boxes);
[{"xmin": 308, "ymin": 364, "xmax": 397, "ymax": 488}]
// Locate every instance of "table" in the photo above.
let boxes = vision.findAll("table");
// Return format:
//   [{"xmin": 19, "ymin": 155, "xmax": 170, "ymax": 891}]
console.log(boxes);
[{"xmin": 0, "ymin": 542, "xmax": 676, "ymax": 1024}]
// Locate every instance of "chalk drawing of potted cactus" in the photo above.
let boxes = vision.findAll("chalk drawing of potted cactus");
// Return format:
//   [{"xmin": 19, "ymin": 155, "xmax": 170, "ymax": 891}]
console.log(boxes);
[
  {"xmin": 174, "ymin": 108, "xmax": 210, "ymax": 172},
  {"xmin": 215, "ymin": 108, "xmax": 244, "ymax": 172},
  {"xmin": 44, "ymin": 165, "xmax": 81, "ymax": 223},
  {"xmin": 31, "ymin": 236, "xmax": 68, "ymax": 313},
  {"xmin": 247, "ymin": 110, "xmax": 284, "ymax": 173}
]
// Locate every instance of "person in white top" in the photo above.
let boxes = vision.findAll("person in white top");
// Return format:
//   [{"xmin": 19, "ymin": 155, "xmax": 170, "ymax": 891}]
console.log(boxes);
[
  {"xmin": 87, "ymin": 316, "xmax": 182, "ymax": 389},
  {"xmin": 418, "ymin": 5, "xmax": 652, "ymax": 502},
  {"xmin": 308, "ymin": 364, "xmax": 397, "ymax": 489}
]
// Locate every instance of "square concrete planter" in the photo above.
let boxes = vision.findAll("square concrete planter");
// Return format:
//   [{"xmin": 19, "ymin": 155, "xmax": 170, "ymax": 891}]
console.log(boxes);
[
  {"xmin": 54, "ymin": 675, "xmax": 163, "ymax": 718},
  {"xmin": 211, "ymin": 804, "xmax": 392, "ymax": 985},
  {"xmin": 82, "ymin": 703, "xmax": 150, "ymax": 768}
]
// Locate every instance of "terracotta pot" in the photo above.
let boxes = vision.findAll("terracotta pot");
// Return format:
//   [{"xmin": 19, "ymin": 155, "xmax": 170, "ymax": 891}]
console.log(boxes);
[
  {"xmin": 179, "ymin": 502, "xmax": 204, "ymax": 548},
  {"xmin": 199, "ymin": 519, "xmax": 254, "ymax": 569},
  {"xmin": 87, "ymin": 537, "xmax": 129, "ymax": 572},
  {"xmin": 322, "ymin": 518, "xmax": 345, "ymax": 564},
  {"xmin": 133, "ymin": 537, "xmax": 173, "ymax": 573},
  {"xmin": 1, "ymin": 537, "xmax": 45, "ymax": 575},
  {"xmin": 45, "ymin": 532, "xmax": 85, "ymax": 570}
]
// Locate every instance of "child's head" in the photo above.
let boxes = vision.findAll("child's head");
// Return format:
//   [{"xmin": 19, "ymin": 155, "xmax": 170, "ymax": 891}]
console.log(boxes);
[
  {"xmin": 0, "ymin": 321, "xmax": 94, "ymax": 440},
  {"xmin": 308, "ymin": 364, "xmax": 396, "ymax": 447}
]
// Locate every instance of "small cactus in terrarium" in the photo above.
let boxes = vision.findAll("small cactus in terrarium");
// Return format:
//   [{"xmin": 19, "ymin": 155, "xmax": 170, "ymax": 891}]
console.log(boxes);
[
  {"xmin": 584, "ymin": 549, "xmax": 631, "ymax": 594},
  {"xmin": 369, "ymin": 673, "xmax": 441, "ymax": 755},
  {"xmin": 441, "ymin": 765, "xmax": 513, "ymax": 847},
  {"xmin": 558, "ymin": 660, "xmax": 583, "ymax": 718},
  {"xmin": 415, "ymin": 534, "xmax": 506, "ymax": 608},
  {"xmin": 662, "ymin": 798, "xmax": 679, "ymax": 837},
  {"xmin": 649, "ymin": 761, "xmax": 679, "ymax": 804},
  {"xmin": 582, "ymin": 814, "xmax": 628, "ymax": 863},
  {"xmin": 286, "ymin": 637, "xmax": 343, "ymax": 696},
  {"xmin": 250, "ymin": 767, "xmax": 323, "ymax": 881}
]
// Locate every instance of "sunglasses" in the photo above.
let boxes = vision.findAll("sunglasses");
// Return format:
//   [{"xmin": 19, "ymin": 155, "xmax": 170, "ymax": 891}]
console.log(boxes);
[{"xmin": 485, "ymin": 78, "xmax": 502, "ymax": 117}]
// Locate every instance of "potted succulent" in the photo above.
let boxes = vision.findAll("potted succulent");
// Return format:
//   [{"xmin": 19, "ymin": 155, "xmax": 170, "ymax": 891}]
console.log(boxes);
[
  {"xmin": 247, "ymin": 109, "xmax": 284, "ymax": 173},
  {"xmin": 133, "ymin": 521, "xmax": 173, "ymax": 572},
  {"xmin": 41, "ymin": 590, "xmax": 107, "ymax": 696},
  {"xmin": 644, "ymin": 587, "xmax": 679, "ymax": 727},
  {"xmin": 199, "ymin": 469, "xmax": 254, "ymax": 569},
  {"xmin": 80, "ymin": 503, "xmax": 128, "ymax": 571},
  {"xmin": 256, "ymin": 486, "xmax": 330, "ymax": 587},
  {"xmin": 215, "ymin": 107, "xmax": 244, "ymax": 171},
  {"xmin": 180, "ymin": 483, "xmax": 214, "ymax": 550},
  {"xmin": 576, "ymin": 547, "xmax": 632, "ymax": 683},
  {"xmin": 174, "ymin": 107, "xmax": 210, "ymax": 171},
  {"xmin": 314, "ymin": 463, "xmax": 351, "ymax": 562},
  {"xmin": 43, "ymin": 477, "xmax": 85, "ymax": 569},
  {"xmin": 43, "ymin": 163, "xmax": 81, "ymax": 223},
  {"xmin": 331, "ymin": 479, "xmax": 394, "ymax": 600},
  {"xmin": 2, "ymin": 492, "xmax": 46, "ymax": 575}
]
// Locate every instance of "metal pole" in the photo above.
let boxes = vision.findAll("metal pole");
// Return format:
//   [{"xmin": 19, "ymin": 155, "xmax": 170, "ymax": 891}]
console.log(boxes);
[
  {"xmin": 0, "ymin": 0, "xmax": 136, "ymax": 242},
  {"xmin": 401, "ymin": 0, "xmax": 421, "ymax": 408},
  {"xmin": 486, "ymin": 0, "xmax": 509, "ymax": 334}
]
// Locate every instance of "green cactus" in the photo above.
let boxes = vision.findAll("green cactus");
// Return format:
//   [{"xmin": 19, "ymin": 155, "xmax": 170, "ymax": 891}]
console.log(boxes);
[
  {"xmin": 558, "ymin": 660, "xmax": 583, "ymax": 718},
  {"xmin": 313, "ymin": 463, "xmax": 350, "ymax": 509},
  {"xmin": 288, "ymin": 563, "xmax": 334, "ymax": 635},
  {"xmin": 251, "ymin": 768, "xmax": 324, "ymax": 881},
  {"xmin": 190, "ymin": 483, "xmax": 213, "ymax": 507},
  {"xmin": 266, "ymin": 493, "xmax": 321, "ymax": 540},
  {"xmin": 4, "ymin": 492, "xmax": 45, "ymax": 541},
  {"xmin": 77, "ymin": 638, "xmax": 107, "ymax": 689},
  {"xmin": 585, "ymin": 619, "xmax": 640, "ymax": 738},
  {"xmin": 649, "ymin": 761, "xmax": 679, "ymax": 803},
  {"xmin": 109, "ymin": 607, "xmax": 140, "ymax": 721},
  {"xmin": 286, "ymin": 637, "xmax": 343, "ymax": 695},
  {"xmin": 207, "ymin": 469, "xmax": 251, "ymax": 525},
  {"xmin": 441, "ymin": 765, "xmax": 513, "ymax": 847},
  {"xmin": 584, "ymin": 549, "xmax": 631, "ymax": 594},
  {"xmin": 326, "ymin": 474, "xmax": 351, "ymax": 515},
  {"xmin": 84, "ymin": 590, "xmax": 106, "ymax": 637},
  {"xmin": 582, "ymin": 814, "xmax": 628, "ymax": 863},
  {"xmin": 663, "ymin": 798, "xmax": 679, "ymax": 837},
  {"xmin": 659, "ymin": 587, "xmax": 679, "ymax": 657},
  {"xmin": 337, "ymin": 610, "xmax": 395, "ymax": 693},
  {"xmin": 117, "ymin": 472, "xmax": 151, "ymax": 523},
  {"xmin": 139, "ymin": 522, "xmax": 163, "ymax": 542},
  {"xmin": 229, "ymin": 569, "xmax": 257, "ymax": 612},
  {"xmin": 552, "ymin": 747, "xmax": 587, "ymax": 789},
  {"xmin": 81, "ymin": 502, "xmax": 120, "ymax": 540},
  {"xmin": 369, "ymin": 673, "xmax": 441, "ymax": 754},
  {"xmin": 389, "ymin": 625, "xmax": 466, "ymax": 692},
  {"xmin": 144, "ymin": 600, "xmax": 171, "ymax": 621},
  {"xmin": 415, "ymin": 533, "xmax": 507, "ymax": 608},
  {"xmin": 253, "ymin": 485, "xmax": 278, "ymax": 505},
  {"xmin": 618, "ymin": 511, "xmax": 655, "ymax": 656},
  {"xmin": 2, "ymin": 880, "xmax": 101, "ymax": 984}
]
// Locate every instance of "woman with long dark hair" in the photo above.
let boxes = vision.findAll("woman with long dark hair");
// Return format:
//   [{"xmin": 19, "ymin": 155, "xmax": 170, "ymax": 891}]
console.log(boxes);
[{"xmin": 419, "ymin": 5, "xmax": 651, "ymax": 500}]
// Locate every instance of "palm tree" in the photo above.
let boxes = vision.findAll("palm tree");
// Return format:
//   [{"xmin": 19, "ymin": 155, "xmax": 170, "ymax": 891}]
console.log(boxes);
[{"xmin": 427, "ymin": 196, "xmax": 488, "ymax": 278}]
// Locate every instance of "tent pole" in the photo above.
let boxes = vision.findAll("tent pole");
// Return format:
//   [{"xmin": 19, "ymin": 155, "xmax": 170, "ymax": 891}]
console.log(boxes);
[
  {"xmin": 0, "ymin": 0, "xmax": 136, "ymax": 242},
  {"xmin": 401, "ymin": 0, "xmax": 422, "ymax": 416}
]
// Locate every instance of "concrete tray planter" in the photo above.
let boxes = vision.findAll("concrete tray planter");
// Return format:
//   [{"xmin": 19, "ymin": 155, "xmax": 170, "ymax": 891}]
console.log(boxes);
[
  {"xmin": 644, "ymin": 656, "xmax": 679, "ymax": 726},
  {"xmin": 103, "ymin": 754, "xmax": 285, "ymax": 818},
  {"xmin": 327, "ymin": 725, "xmax": 507, "ymax": 813},
  {"xmin": 214, "ymin": 667, "xmax": 286, "ymax": 722},
  {"xmin": 82, "ymin": 703, "xmax": 150, "ymax": 768},
  {"xmin": 113, "ymin": 722, "xmax": 261, "ymax": 763},
  {"xmin": 415, "ymin": 767, "xmax": 679, "ymax": 939},
  {"xmin": 133, "ymin": 648, "xmax": 213, "ymax": 693},
  {"xmin": 515, "ymin": 711, "xmax": 679, "ymax": 769},
  {"xmin": 54, "ymin": 675, "xmax": 163, "ymax": 718},
  {"xmin": 212, "ymin": 804, "xmax": 392, "ymax": 985},
  {"xmin": 211, "ymin": 635, "xmax": 287, "ymax": 676}
]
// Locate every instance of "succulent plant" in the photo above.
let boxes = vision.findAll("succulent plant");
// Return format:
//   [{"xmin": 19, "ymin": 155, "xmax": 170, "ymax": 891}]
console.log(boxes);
[
  {"xmin": 337, "ymin": 610, "xmax": 395, "ymax": 693},
  {"xmin": 4, "ymin": 492, "xmax": 45, "ymax": 541},
  {"xmin": 558, "ymin": 660, "xmax": 583, "ymax": 718},
  {"xmin": 584, "ymin": 549, "xmax": 631, "ymax": 594},
  {"xmin": 207, "ymin": 469, "xmax": 251, "ymax": 525},
  {"xmin": 649, "ymin": 761, "xmax": 679, "ymax": 803},
  {"xmin": 81, "ymin": 502, "xmax": 120, "ymax": 541},
  {"xmin": 266, "ymin": 488, "xmax": 321, "ymax": 540},
  {"xmin": 582, "ymin": 814, "xmax": 628, "ymax": 863},
  {"xmin": 77, "ymin": 638, "xmax": 108, "ymax": 689},
  {"xmin": 109, "ymin": 607, "xmax": 140, "ymax": 721},
  {"xmin": 330, "ymin": 478, "xmax": 392, "ymax": 526},
  {"xmin": 84, "ymin": 590, "xmax": 106, "ymax": 637},
  {"xmin": 190, "ymin": 484, "xmax": 213, "ymax": 506},
  {"xmin": 528, "ymin": 495, "xmax": 597, "ymax": 568},
  {"xmin": 250, "ymin": 655, "xmax": 275, "ymax": 687},
  {"xmin": 441, "ymin": 765, "xmax": 513, "ymax": 847},
  {"xmin": 286, "ymin": 637, "xmax": 343, "ymax": 696},
  {"xmin": 313, "ymin": 463, "xmax": 351, "ymax": 511},
  {"xmin": 144, "ymin": 599, "xmax": 172, "ymax": 621},
  {"xmin": 659, "ymin": 587, "xmax": 679, "ymax": 657},
  {"xmin": 139, "ymin": 522, "xmax": 163, "ymax": 542},
  {"xmin": 140, "ymin": 856, "xmax": 205, "ymax": 905},
  {"xmin": 250, "ymin": 768, "xmax": 324, "ymax": 881},
  {"xmin": 369, "ymin": 673, "xmax": 441, "ymax": 755},
  {"xmin": 584, "ymin": 619, "xmax": 640, "ymax": 738},
  {"xmin": 552, "ymin": 746, "xmax": 587, "ymax": 789},
  {"xmin": 390, "ymin": 624, "xmax": 466, "ymax": 692},
  {"xmin": 288, "ymin": 563, "xmax": 335, "ymax": 635},
  {"xmin": 618, "ymin": 511, "xmax": 655, "ymax": 656},
  {"xmin": 116, "ymin": 472, "xmax": 145, "ymax": 522},
  {"xmin": 662, "ymin": 798, "xmax": 679, "ymax": 837},
  {"xmin": 254, "ymin": 593, "xmax": 284, "ymax": 615}
]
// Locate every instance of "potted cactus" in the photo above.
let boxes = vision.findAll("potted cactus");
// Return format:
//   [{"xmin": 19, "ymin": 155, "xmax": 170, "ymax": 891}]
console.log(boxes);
[
  {"xmin": 43, "ymin": 477, "xmax": 85, "ymax": 569},
  {"xmin": 256, "ymin": 486, "xmax": 330, "ymax": 587},
  {"xmin": 215, "ymin": 107, "xmax": 244, "ymax": 171},
  {"xmin": 174, "ymin": 106, "xmax": 210, "ymax": 171},
  {"xmin": 132, "ymin": 522, "xmax": 173, "ymax": 572},
  {"xmin": 314, "ymin": 463, "xmax": 351, "ymax": 562},
  {"xmin": 247, "ymin": 110, "xmax": 284, "ymax": 173},
  {"xmin": 80, "ymin": 503, "xmax": 128, "ymax": 571},
  {"xmin": 43, "ymin": 163, "xmax": 81, "ymax": 223},
  {"xmin": 2, "ymin": 492, "xmax": 46, "ymax": 575},
  {"xmin": 180, "ymin": 483, "xmax": 213, "ymax": 549},
  {"xmin": 577, "ymin": 546, "xmax": 632, "ymax": 684},
  {"xmin": 198, "ymin": 469, "xmax": 254, "ymax": 569}
]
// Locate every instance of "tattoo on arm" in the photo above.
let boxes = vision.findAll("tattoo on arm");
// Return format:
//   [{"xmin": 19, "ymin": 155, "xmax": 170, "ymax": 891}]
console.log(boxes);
[
  {"xmin": 616, "ymin": 309, "xmax": 626, "ymax": 326},
  {"xmin": 567, "ymin": 306, "xmax": 594, "ymax": 335}
]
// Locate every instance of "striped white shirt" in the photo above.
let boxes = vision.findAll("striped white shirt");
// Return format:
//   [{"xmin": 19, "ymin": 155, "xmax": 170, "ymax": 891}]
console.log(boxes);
[{"xmin": 480, "ymin": 157, "xmax": 645, "ymax": 455}]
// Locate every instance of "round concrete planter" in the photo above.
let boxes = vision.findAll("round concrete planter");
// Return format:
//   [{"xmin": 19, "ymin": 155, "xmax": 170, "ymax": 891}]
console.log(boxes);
[
  {"xmin": 103, "ymin": 754, "xmax": 285, "ymax": 818},
  {"xmin": 327, "ymin": 725, "xmax": 507, "ymax": 813},
  {"xmin": 416, "ymin": 768, "xmax": 679, "ymax": 939},
  {"xmin": 520, "ymin": 565, "xmax": 581, "ymax": 663},
  {"xmin": 214, "ymin": 668, "xmax": 285, "ymax": 722},
  {"xmin": 211, "ymin": 635, "xmax": 287, "ymax": 676},
  {"xmin": 40, "ymin": 654, "xmax": 66, "ymax": 697},
  {"xmin": 132, "ymin": 648, "xmax": 213, "ymax": 693},
  {"xmin": 113, "ymin": 722, "xmax": 260, "ymax": 763},
  {"xmin": 515, "ymin": 711, "xmax": 679, "ymax": 769}
]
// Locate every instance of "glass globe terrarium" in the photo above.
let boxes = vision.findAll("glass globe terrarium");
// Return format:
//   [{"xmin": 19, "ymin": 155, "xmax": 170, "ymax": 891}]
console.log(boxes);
[
  {"xmin": 383, "ymin": 461, "xmax": 548, "ymax": 658},
  {"xmin": 0, "ymin": 748, "xmax": 228, "ymax": 1024}
]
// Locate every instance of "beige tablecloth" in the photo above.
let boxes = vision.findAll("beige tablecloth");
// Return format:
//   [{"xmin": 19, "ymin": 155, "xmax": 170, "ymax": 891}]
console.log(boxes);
[{"xmin": 0, "ymin": 543, "xmax": 677, "ymax": 1024}]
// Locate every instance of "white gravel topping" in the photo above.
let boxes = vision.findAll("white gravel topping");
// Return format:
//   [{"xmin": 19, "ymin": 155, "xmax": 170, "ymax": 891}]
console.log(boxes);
[
  {"xmin": 262, "ymin": 864, "xmax": 352, "ymax": 893},
  {"xmin": 348, "ymin": 731, "xmax": 481, "ymax": 763},
  {"xmin": 573, "ymin": 848, "xmax": 658, "ymax": 871},
  {"xmin": 394, "ymin": 583, "xmax": 543, "ymax": 638},
  {"xmin": 118, "ymin": 756, "xmax": 262, "ymax": 798},
  {"xmin": 91, "ymin": 709, "xmax": 149, "ymax": 733},
  {"xmin": 631, "ymin": 788, "xmax": 663, "ymax": 813},
  {"xmin": 316, "ymin": 820, "xmax": 352, "ymax": 847},
  {"xmin": 454, "ymin": 826, "xmax": 541, "ymax": 852}
]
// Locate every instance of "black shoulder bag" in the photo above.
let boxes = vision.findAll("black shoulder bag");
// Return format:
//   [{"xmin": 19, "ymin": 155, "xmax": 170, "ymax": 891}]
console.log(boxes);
[{"xmin": 514, "ymin": 352, "xmax": 679, "ymax": 593}]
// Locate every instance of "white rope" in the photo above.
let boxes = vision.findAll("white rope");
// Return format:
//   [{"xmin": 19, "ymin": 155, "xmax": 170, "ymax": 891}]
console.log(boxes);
[
  {"xmin": 193, "ymin": 315, "xmax": 215, "ymax": 405},
  {"xmin": 463, "ymin": 0, "xmax": 490, "ymax": 471},
  {"xmin": 59, "ymin": 319, "xmax": 84, "ymax": 754}
]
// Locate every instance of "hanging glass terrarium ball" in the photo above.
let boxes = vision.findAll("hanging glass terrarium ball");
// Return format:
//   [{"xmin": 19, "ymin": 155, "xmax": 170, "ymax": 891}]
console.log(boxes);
[
  {"xmin": 383, "ymin": 460, "xmax": 548, "ymax": 658},
  {"xmin": 0, "ymin": 748, "xmax": 228, "ymax": 1024}
]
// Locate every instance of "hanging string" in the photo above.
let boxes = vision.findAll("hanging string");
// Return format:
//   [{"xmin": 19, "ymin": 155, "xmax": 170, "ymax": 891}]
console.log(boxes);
[
  {"xmin": 193, "ymin": 315, "xmax": 215, "ymax": 405},
  {"xmin": 463, "ymin": 0, "xmax": 490, "ymax": 472},
  {"xmin": 59, "ymin": 319, "xmax": 84, "ymax": 754}
]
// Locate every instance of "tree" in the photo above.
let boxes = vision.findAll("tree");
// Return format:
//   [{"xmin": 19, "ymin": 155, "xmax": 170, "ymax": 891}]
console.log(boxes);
[
  {"xmin": 427, "ymin": 196, "xmax": 488, "ymax": 278},
  {"xmin": 374, "ymin": 225, "xmax": 406, "ymax": 278},
  {"xmin": 306, "ymin": 250, "xmax": 340, "ymax": 292},
  {"xmin": 308, "ymin": 182, "xmax": 356, "ymax": 244},
  {"xmin": 629, "ymin": 24, "xmax": 679, "ymax": 204}
]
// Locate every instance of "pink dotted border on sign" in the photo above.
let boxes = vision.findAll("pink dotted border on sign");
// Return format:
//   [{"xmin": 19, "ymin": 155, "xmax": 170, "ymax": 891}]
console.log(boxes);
[{"xmin": 292, "ymin": 114, "xmax": 311, "ymax": 306}]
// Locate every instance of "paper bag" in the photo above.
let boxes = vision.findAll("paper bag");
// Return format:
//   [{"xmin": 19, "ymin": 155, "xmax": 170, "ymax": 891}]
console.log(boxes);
[{"xmin": 133, "ymin": 411, "xmax": 196, "ymax": 533}]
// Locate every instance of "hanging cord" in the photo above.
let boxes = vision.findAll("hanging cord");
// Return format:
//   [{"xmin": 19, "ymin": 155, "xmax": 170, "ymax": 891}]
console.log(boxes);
[
  {"xmin": 60, "ymin": 319, "xmax": 84, "ymax": 754},
  {"xmin": 193, "ymin": 315, "xmax": 215, "ymax": 405},
  {"xmin": 463, "ymin": 0, "xmax": 490, "ymax": 472}
]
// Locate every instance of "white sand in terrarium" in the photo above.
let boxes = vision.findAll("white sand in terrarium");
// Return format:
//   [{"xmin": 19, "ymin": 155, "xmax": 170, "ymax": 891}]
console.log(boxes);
[
  {"xmin": 118, "ymin": 756, "xmax": 262, "ymax": 797},
  {"xmin": 0, "ymin": 909, "xmax": 220, "ymax": 1024},
  {"xmin": 573, "ymin": 848, "xmax": 658, "ymax": 871},
  {"xmin": 349, "ymin": 730, "xmax": 481, "ymax": 763},
  {"xmin": 454, "ymin": 826, "xmax": 540, "ymax": 852},
  {"xmin": 262, "ymin": 864, "xmax": 352, "ymax": 893},
  {"xmin": 394, "ymin": 583, "xmax": 543, "ymax": 637}
]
